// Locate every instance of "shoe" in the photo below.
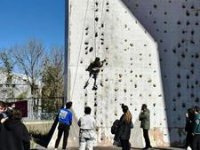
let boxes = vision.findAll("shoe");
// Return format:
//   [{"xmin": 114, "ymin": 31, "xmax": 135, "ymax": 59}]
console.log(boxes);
[
  {"xmin": 113, "ymin": 141, "xmax": 119, "ymax": 146},
  {"xmin": 186, "ymin": 146, "xmax": 192, "ymax": 150},
  {"xmin": 92, "ymin": 85, "xmax": 98, "ymax": 90},
  {"xmin": 84, "ymin": 81, "xmax": 89, "ymax": 89},
  {"xmin": 143, "ymin": 146, "xmax": 152, "ymax": 149}
]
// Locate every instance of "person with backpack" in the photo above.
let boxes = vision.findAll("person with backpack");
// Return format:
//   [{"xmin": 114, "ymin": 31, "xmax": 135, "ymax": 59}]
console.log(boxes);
[
  {"xmin": 118, "ymin": 104, "xmax": 133, "ymax": 150},
  {"xmin": 54, "ymin": 101, "xmax": 73, "ymax": 150},
  {"xmin": 192, "ymin": 106, "xmax": 200, "ymax": 150}
]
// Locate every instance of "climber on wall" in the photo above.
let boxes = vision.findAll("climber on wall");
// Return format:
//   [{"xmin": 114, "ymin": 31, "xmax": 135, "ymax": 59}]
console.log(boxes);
[{"xmin": 84, "ymin": 57, "xmax": 106, "ymax": 90}]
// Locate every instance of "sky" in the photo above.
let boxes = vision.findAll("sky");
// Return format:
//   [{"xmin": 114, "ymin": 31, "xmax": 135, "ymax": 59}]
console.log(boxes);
[{"xmin": 0, "ymin": 0, "xmax": 65, "ymax": 49}]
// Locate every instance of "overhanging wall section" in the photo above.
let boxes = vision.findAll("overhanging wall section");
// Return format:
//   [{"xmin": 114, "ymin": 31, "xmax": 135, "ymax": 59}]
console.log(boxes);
[{"xmin": 121, "ymin": 0, "xmax": 200, "ymax": 145}]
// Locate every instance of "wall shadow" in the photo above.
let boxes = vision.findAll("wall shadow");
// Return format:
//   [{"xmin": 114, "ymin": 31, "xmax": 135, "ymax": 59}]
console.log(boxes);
[{"xmin": 121, "ymin": 0, "xmax": 200, "ymax": 146}]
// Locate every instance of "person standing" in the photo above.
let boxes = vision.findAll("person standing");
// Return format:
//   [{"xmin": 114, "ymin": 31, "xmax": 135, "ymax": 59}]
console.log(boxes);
[
  {"xmin": 4, "ymin": 109, "xmax": 31, "ymax": 150},
  {"xmin": 0, "ymin": 101, "xmax": 9, "ymax": 150},
  {"xmin": 192, "ymin": 106, "xmax": 200, "ymax": 150},
  {"xmin": 78, "ymin": 106, "xmax": 96, "ymax": 150},
  {"xmin": 118, "ymin": 104, "xmax": 133, "ymax": 150},
  {"xmin": 55, "ymin": 101, "xmax": 73, "ymax": 150},
  {"xmin": 139, "ymin": 104, "xmax": 152, "ymax": 149},
  {"xmin": 185, "ymin": 108, "xmax": 194, "ymax": 149}
]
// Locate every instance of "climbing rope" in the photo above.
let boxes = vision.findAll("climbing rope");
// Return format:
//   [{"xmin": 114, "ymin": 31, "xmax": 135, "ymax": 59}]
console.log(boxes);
[
  {"xmin": 70, "ymin": 0, "xmax": 107, "ymax": 98},
  {"xmin": 93, "ymin": 0, "xmax": 97, "ymax": 58},
  {"xmin": 93, "ymin": 0, "xmax": 106, "ymax": 58},
  {"xmin": 99, "ymin": 0, "xmax": 107, "ymax": 59}
]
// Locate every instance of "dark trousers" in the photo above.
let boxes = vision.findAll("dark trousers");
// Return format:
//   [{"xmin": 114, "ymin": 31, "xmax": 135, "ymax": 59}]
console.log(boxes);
[
  {"xmin": 143, "ymin": 129, "xmax": 151, "ymax": 148},
  {"xmin": 185, "ymin": 132, "xmax": 193, "ymax": 148},
  {"xmin": 120, "ymin": 139, "xmax": 130, "ymax": 150},
  {"xmin": 55, "ymin": 123, "xmax": 70, "ymax": 149},
  {"xmin": 23, "ymin": 141, "xmax": 30, "ymax": 150},
  {"xmin": 192, "ymin": 134, "xmax": 200, "ymax": 150}
]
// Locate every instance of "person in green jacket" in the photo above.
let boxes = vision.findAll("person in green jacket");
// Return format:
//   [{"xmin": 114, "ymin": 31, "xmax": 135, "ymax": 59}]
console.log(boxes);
[
  {"xmin": 139, "ymin": 104, "xmax": 152, "ymax": 149},
  {"xmin": 192, "ymin": 106, "xmax": 200, "ymax": 150}
]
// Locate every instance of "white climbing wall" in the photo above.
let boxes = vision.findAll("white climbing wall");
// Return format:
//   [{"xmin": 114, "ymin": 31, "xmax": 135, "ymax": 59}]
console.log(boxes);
[{"xmin": 67, "ymin": 0, "xmax": 200, "ymax": 147}]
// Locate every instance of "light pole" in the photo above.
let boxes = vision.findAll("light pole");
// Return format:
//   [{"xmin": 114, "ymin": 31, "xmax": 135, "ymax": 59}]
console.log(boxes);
[{"xmin": 64, "ymin": 0, "xmax": 69, "ymax": 105}]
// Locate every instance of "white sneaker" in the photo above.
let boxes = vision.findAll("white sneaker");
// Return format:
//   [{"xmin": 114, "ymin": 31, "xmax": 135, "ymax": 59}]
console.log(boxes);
[{"xmin": 186, "ymin": 146, "xmax": 192, "ymax": 150}]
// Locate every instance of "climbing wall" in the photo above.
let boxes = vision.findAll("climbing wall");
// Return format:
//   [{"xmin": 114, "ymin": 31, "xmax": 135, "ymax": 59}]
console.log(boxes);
[{"xmin": 67, "ymin": 0, "xmax": 200, "ymax": 147}]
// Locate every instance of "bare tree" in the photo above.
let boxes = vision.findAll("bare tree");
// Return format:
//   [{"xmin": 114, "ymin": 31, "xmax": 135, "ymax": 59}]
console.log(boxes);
[
  {"xmin": 0, "ymin": 50, "xmax": 14, "ymax": 84},
  {"xmin": 12, "ymin": 39, "xmax": 44, "ymax": 96},
  {"xmin": 0, "ymin": 49, "xmax": 14, "ymax": 98},
  {"xmin": 41, "ymin": 47, "xmax": 64, "ymax": 112}
]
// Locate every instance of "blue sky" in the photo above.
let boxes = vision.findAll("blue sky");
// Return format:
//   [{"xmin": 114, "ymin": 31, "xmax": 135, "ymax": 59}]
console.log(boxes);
[{"xmin": 0, "ymin": 0, "xmax": 65, "ymax": 49}]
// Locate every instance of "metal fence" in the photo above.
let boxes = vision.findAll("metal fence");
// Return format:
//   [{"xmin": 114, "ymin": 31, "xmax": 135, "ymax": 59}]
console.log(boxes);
[{"xmin": 3, "ymin": 97, "xmax": 64, "ymax": 120}]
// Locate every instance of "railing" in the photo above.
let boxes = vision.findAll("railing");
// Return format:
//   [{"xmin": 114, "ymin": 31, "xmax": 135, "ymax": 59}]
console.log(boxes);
[{"xmin": 3, "ymin": 97, "xmax": 64, "ymax": 120}]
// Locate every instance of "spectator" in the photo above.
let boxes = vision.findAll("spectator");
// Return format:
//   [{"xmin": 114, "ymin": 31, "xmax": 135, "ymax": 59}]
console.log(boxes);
[
  {"xmin": 0, "ymin": 101, "xmax": 8, "ymax": 150},
  {"xmin": 0, "ymin": 101, "xmax": 8, "ymax": 123},
  {"xmin": 139, "ymin": 104, "xmax": 152, "ymax": 149},
  {"xmin": 55, "ymin": 101, "xmax": 73, "ymax": 150},
  {"xmin": 78, "ymin": 106, "xmax": 96, "ymax": 150},
  {"xmin": 192, "ymin": 106, "xmax": 200, "ymax": 150},
  {"xmin": 4, "ymin": 109, "xmax": 31, "ymax": 150},
  {"xmin": 185, "ymin": 108, "xmax": 195, "ymax": 149},
  {"xmin": 118, "ymin": 104, "xmax": 133, "ymax": 150}
]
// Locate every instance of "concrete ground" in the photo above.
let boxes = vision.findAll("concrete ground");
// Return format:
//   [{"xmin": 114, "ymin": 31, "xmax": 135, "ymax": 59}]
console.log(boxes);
[
  {"xmin": 32, "ymin": 144, "xmax": 185, "ymax": 150},
  {"xmin": 31, "ymin": 147, "xmax": 184, "ymax": 150},
  {"xmin": 30, "ymin": 120, "xmax": 185, "ymax": 150}
]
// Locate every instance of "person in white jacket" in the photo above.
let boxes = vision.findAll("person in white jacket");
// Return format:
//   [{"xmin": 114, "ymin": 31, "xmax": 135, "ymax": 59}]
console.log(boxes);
[{"xmin": 78, "ymin": 106, "xmax": 96, "ymax": 150}]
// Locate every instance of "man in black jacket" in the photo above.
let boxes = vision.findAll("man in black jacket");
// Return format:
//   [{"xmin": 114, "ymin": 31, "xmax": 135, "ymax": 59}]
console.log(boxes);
[{"xmin": 3, "ymin": 109, "xmax": 30, "ymax": 150}]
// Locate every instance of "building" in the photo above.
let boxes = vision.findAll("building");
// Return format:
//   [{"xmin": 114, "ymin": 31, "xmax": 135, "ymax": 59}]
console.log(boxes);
[
  {"xmin": 0, "ymin": 72, "xmax": 42, "ymax": 120},
  {"xmin": 66, "ymin": 0, "xmax": 200, "ymax": 147}
]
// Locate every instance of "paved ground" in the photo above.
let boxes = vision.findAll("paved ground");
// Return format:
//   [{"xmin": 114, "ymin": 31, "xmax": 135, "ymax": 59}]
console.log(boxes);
[
  {"xmin": 32, "ymin": 145, "xmax": 184, "ymax": 150},
  {"xmin": 65, "ymin": 146, "xmax": 184, "ymax": 150},
  {"xmin": 31, "ymin": 120, "xmax": 185, "ymax": 150}
]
